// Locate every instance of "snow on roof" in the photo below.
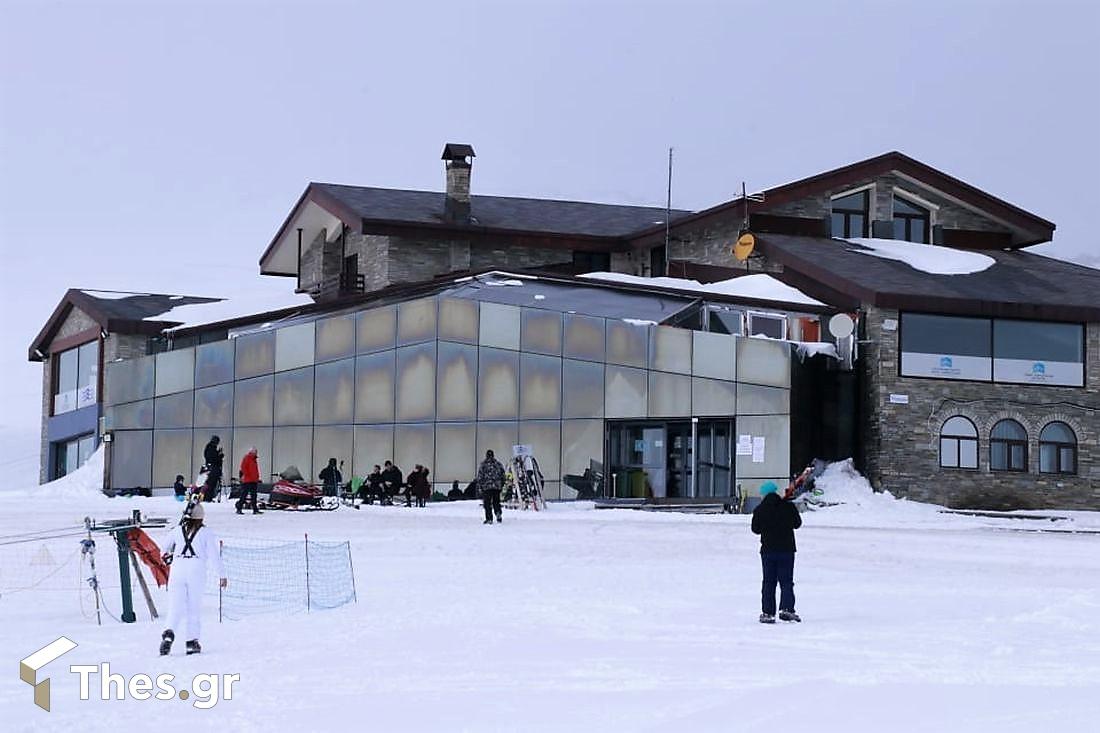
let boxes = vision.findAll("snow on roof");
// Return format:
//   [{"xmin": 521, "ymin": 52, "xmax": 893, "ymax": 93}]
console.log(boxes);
[
  {"xmin": 578, "ymin": 271, "xmax": 824, "ymax": 307},
  {"xmin": 846, "ymin": 238, "xmax": 995, "ymax": 275},
  {"xmin": 80, "ymin": 289, "xmax": 157, "ymax": 300},
  {"xmin": 146, "ymin": 289, "xmax": 316, "ymax": 331}
]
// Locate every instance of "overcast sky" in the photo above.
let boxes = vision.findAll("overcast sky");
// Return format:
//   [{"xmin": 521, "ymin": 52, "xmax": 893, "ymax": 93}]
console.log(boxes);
[{"xmin": 1, "ymin": 0, "xmax": 1098, "ymax": 482}]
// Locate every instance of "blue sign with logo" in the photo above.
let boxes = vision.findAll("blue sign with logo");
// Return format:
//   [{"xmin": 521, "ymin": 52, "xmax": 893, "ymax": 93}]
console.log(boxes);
[{"xmin": 939, "ymin": 356, "xmax": 953, "ymax": 369}]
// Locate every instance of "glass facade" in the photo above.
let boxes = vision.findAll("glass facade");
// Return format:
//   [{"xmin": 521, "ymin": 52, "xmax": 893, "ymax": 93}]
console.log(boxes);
[{"xmin": 105, "ymin": 293, "xmax": 792, "ymax": 492}]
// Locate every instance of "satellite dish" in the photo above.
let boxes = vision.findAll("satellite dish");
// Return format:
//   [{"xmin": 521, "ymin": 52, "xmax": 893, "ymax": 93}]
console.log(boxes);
[
  {"xmin": 828, "ymin": 313, "xmax": 855, "ymax": 339},
  {"xmin": 732, "ymin": 232, "xmax": 755, "ymax": 261}
]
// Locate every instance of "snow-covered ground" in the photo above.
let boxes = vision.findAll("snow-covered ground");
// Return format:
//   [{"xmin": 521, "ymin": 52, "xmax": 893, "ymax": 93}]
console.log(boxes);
[{"xmin": 2, "ymin": 458, "xmax": 1099, "ymax": 731}]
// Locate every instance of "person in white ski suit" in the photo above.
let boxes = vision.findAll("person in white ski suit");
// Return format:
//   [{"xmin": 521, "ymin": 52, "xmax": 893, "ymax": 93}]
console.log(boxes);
[{"xmin": 159, "ymin": 502, "xmax": 227, "ymax": 655}]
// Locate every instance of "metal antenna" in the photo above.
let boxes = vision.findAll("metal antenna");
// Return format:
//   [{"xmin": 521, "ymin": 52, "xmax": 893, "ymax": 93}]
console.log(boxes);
[
  {"xmin": 740, "ymin": 180, "xmax": 766, "ymax": 234},
  {"xmin": 664, "ymin": 147, "xmax": 673, "ymax": 276}
]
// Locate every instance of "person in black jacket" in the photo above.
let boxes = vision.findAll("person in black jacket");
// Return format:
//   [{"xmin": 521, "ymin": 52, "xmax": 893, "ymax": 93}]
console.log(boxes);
[
  {"xmin": 381, "ymin": 461, "xmax": 403, "ymax": 504},
  {"xmin": 751, "ymin": 481, "xmax": 803, "ymax": 624},
  {"xmin": 201, "ymin": 435, "xmax": 224, "ymax": 502},
  {"xmin": 318, "ymin": 458, "xmax": 343, "ymax": 497}
]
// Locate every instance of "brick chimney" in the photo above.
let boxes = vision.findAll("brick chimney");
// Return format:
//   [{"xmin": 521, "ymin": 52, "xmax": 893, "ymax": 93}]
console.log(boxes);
[{"xmin": 442, "ymin": 143, "xmax": 475, "ymax": 222}]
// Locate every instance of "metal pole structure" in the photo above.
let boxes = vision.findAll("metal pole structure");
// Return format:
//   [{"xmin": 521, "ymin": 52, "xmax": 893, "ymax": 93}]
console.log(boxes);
[
  {"xmin": 346, "ymin": 541, "xmax": 357, "ymax": 604},
  {"xmin": 664, "ymin": 147, "xmax": 673, "ymax": 276},
  {"xmin": 114, "ymin": 530, "xmax": 137, "ymax": 623},
  {"xmin": 218, "ymin": 540, "xmax": 224, "ymax": 624},
  {"xmin": 83, "ymin": 518, "xmax": 102, "ymax": 626},
  {"xmin": 304, "ymin": 533, "xmax": 311, "ymax": 613},
  {"xmin": 296, "ymin": 228, "xmax": 303, "ymax": 292},
  {"xmin": 128, "ymin": 547, "xmax": 158, "ymax": 620},
  {"xmin": 690, "ymin": 417, "xmax": 698, "ymax": 498}
]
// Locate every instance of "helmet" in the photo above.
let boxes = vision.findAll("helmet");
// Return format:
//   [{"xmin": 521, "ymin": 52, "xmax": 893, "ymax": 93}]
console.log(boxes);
[{"xmin": 187, "ymin": 502, "xmax": 205, "ymax": 521}]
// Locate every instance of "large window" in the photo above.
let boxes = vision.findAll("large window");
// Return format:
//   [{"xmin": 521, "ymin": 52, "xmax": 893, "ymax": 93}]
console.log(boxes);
[
  {"xmin": 1039, "ymin": 422, "xmax": 1077, "ymax": 475},
  {"xmin": 993, "ymin": 320, "xmax": 1084, "ymax": 386},
  {"xmin": 900, "ymin": 313, "xmax": 991, "ymax": 381},
  {"xmin": 831, "ymin": 190, "xmax": 869, "ymax": 238},
  {"xmin": 706, "ymin": 306, "xmax": 743, "ymax": 335},
  {"xmin": 53, "ymin": 433, "xmax": 96, "ymax": 479},
  {"xmin": 893, "ymin": 195, "xmax": 930, "ymax": 243},
  {"xmin": 940, "ymin": 416, "xmax": 978, "ymax": 469},
  {"xmin": 53, "ymin": 340, "xmax": 100, "ymax": 414},
  {"xmin": 990, "ymin": 419, "xmax": 1028, "ymax": 472},
  {"xmin": 748, "ymin": 312, "xmax": 787, "ymax": 340}
]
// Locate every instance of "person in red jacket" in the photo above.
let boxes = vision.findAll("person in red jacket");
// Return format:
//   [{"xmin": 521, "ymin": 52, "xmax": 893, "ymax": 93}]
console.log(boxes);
[{"xmin": 236, "ymin": 447, "xmax": 262, "ymax": 515}]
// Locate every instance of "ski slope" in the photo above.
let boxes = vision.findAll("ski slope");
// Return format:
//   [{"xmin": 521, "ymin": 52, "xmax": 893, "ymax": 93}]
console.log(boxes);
[{"xmin": 1, "ymin": 464, "xmax": 1099, "ymax": 732}]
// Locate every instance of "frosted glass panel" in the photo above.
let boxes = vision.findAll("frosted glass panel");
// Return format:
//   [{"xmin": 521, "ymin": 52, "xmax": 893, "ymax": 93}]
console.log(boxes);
[
  {"xmin": 234, "ymin": 375, "xmax": 274, "ymax": 427},
  {"xmin": 434, "ymin": 423, "xmax": 477, "ymax": 483},
  {"xmin": 436, "ymin": 342, "xmax": 478, "ymax": 421},
  {"xmin": 153, "ymin": 429, "xmax": 192, "ymax": 488},
  {"xmin": 519, "ymin": 421, "xmax": 561, "ymax": 480},
  {"xmin": 542, "ymin": 481, "xmax": 561, "ymax": 501},
  {"xmin": 562, "ymin": 359, "xmax": 604, "ymax": 419},
  {"xmin": 606, "ymin": 320, "xmax": 649, "ymax": 368},
  {"xmin": 438, "ymin": 297, "xmax": 479, "ymax": 343},
  {"xmin": 315, "ymin": 314, "xmax": 356, "ymax": 363},
  {"xmin": 692, "ymin": 331, "xmax": 736, "ymax": 381},
  {"xmin": 396, "ymin": 343, "xmax": 436, "ymax": 422},
  {"xmin": 561, "ymin": 419, "xmax": 603, "ymax": 498},
  {"xmin": 521, "ymin": 309, "xmax": 563, "ymax": 355},
  {"xmin": 231, "ymin": 429, "xmax": 270, "ymax": 483},
  {"xmin": 736, "ymin": 383, "xmax": 790, "ymax": 415},
  {"xmin": 477, "ymin": 347, "xmax": 519, "ymax": 420},
  {"xmin": 691, "ymin": 378, "xmax": 737, "ymax": 416},
  {"xmin": 357, "ymin": 306, "xmax": 396, "ymax": 354},
  {"xmin": 273, "ymin": 427, "xmax": 314, "ymax": 481},
  {"xmin": 155, "ymin": 348, "xmax": 195, "ymax": 396},
  {"xmin": 105, "ymin": 355, "xmax": 155, "ymax": 405},
  {"xmin": 394, "ymin": 424, "xmax": 434, "ymax": 476},
  {"xmin": 649, "ymin": 326, "xmax": 692, "ymax": 374},
  {"xmin": 605, "ymin": 366, "xmax": 647, "ymax": 418},
  {"xmin": 736, "ymin": 336, "xmax": 791, "ymax": 388},
  {"xmin": 354, "ymin": 351, "xmax": 395, "ymax": 423},
  {"xmin": 112, "ymin": 430, "xmax": 152, "ymax": 489},
  {"xmin": 520, "ymin": 352, "xmax": 562, "ymax": 419},
  {"xmin": 476, "ymin": 422, "xmax": 518, "ymax": 467},
  {"xmin": 734, "ymin": 415, "xmax": 790, "ymax": 478},
  {"xmin": 352, "ymin": 424, "xmax": 394, "ymax": 478},
  {"xmin": 397, "ymin": 298, "xmax": 437, "ymax": 346},
  {"xmin": 106, "ymin": 400, "xmax": 153, "ymax": 430},
  {"xmin": 647, "ymin": 371, "xmax": 692, "ymax": 418},
  {"xmin": 312, "ymin": 426, "xmax": 353, "ymax": 479},
  {"xmin": 195, "ymin": 340, "xmax": 235, "ymax": 388},
  {"xmin": 563, "ymin": 314, "xmax": 605, "ymax": 362},
  {"xmin": 274, "ymin": 367, "xmax": 315, "ymax": 425},
  {"xmin": 275, "ymin": 322, "xmax": 315, "ymax": 372},
  {"xmin": 234, "ymin": 330, "xmax": 275, "ymax": 380},
  {"xmin": 314, "ymin": 358, "xmax": 355, "ymax": 424},
  {"xmin": 479, "ymin": 302, "xmax": 521, "ymax": 351},
  {"xmin": 154, "ymin": 391, "xmax": 194, "ymax": 429}
]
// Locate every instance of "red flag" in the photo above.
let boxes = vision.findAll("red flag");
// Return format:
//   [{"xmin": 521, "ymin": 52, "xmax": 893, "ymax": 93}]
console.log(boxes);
[{"xmin": 128, "ymin": 528, "xmax": 170, "ymax": 587}]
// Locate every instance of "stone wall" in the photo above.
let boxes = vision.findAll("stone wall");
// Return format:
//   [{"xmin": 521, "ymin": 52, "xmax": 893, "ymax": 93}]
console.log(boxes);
[
  {"xmin": 861, "ymin": 306, "xmax": 1100, "ymax": 510},
  {"xmin": 468, "ymin": 241, "xmax": 571, "ymax": 272}
]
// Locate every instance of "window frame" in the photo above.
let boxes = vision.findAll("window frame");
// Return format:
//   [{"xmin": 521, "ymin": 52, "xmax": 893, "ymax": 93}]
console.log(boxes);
[
  {"xmin": 939, "ymin": 416, "xmax": 978, "ymax": 470},
  {"xmin": 830, "ymin": 189, "xmax": 870, "ymax": 239},
  {"xmin": 1039, "ymin": 421, "xmax": 1077, "ymax": 475},
  {"xmin": 892, "ymin": 194, "xmax": 930, "ymax": 243},
  {"xmin": 747, "ymin": 311, "xmax": 787, "ymax": 340},
  {"xmin": 990, "ymin": 419, "xmax": 1028, "ymax": 473}
]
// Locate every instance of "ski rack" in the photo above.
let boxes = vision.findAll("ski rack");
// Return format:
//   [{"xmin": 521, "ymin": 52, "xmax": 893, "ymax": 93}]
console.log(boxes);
[{"xmin": 86, "ymin": 510, "xmax": 168, "ymax": 623}]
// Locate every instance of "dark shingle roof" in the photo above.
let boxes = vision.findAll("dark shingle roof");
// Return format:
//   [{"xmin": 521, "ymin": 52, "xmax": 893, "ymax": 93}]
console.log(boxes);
[
  {"xmin": 76, "ymin": 290, "xmax": 221, "ymax": 321},
  {"xmin": 757, "ymin": 234, "xmax": 1100, "ymax": 321},
  {"xmin": 314, "ymin": 183, "xmax": 692, "ymax": 238}
]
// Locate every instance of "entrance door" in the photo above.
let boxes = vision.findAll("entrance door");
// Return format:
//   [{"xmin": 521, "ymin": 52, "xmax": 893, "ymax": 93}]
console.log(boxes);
[{"xmin": 665, "ymin": 422, "xmax": 693, "ymax": 498}]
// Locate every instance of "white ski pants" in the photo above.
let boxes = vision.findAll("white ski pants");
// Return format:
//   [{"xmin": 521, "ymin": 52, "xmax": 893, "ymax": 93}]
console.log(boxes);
[{"xmin": 164, "ymin": 559, "xmax": 206, "ymax": 642}]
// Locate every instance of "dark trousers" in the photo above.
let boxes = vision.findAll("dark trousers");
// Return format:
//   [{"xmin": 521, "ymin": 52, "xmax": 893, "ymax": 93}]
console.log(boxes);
[
  {"xmin": 202, "ymin": 469, "xmax": 222, "ymax": 501},
  {"xmin": 236, "ymin": 482, "xmax": 258, "ymax": 511},
  {"xmin": 482, "ymin": 489, "xmax": 502, "ymax": 522},
  {"xmin": 760, "ymin": 551, "xmax": 796, "ymax": 615}
]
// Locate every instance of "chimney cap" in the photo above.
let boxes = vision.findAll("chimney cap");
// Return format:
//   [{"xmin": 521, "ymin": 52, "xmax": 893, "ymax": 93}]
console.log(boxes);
[{"xmin": 442, "ymin": 143, "xmax": 476, "ymax": 161}]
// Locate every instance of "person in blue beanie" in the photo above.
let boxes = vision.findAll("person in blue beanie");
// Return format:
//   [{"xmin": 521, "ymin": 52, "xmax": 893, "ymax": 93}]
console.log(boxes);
[{"xmin": 751, "ymin": 480, "xmax": 803, "ymax": 623}]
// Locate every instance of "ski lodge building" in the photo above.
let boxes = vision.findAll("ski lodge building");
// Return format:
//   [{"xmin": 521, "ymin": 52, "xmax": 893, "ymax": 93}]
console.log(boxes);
[{"xmin": 29, "ymin": 146, "xmax": 1100, "ymax": 510}]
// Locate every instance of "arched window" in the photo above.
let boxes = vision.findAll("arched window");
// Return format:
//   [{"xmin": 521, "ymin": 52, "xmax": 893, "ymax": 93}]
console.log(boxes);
[
  {"xmin": 940, "ymin": 416, "xmax": 978, "ymax": 469},
  {"xmin": 1039, "ymin": 422, "xmax": 1077, "ymax": 475},
  {"xmin": 990, "ymin": 419, "xmax": 1028, "ymax": 472}
]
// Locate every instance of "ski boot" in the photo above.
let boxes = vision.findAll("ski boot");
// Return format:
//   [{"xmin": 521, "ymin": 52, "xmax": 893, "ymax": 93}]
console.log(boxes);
[
  {"xmin": 186, "ymin": 639, "xmax": 202, "ymax": 655},
  {"xmin": 159, "ymin": 630, "xmax": 174, "ymax": 656},
  {"xmin": 778, "ymin": 610, "xmax": 802, "ymax": 623},
  {"xmin": 495, "ymin": 514, "xmax": 502, "ymax": 523},
  {"xmin": 759, "ymin": 613, "xmax": 776, "ymax": 624},
  {"xmin": 483, "ymin": 518, "xmax": 492, "ymax": 524}
]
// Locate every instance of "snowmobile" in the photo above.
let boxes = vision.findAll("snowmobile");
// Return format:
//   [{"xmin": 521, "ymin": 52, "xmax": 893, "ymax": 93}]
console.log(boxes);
[{"xmin": 260, "ymin": 466, "xmax": 340, "ymax": 511}]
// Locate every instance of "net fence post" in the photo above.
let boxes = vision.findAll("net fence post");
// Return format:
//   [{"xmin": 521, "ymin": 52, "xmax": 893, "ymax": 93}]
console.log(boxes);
[
  {"xmin": 304, "ymin": 533, "xmax": 311, "ymax": 613},
  {"xmin": 218, "ymin": 539, "xmax": 223, "ymax": 624},
  {"xmin": 347, "ymin": 541, "xmax": 357, "ymax": 604}
]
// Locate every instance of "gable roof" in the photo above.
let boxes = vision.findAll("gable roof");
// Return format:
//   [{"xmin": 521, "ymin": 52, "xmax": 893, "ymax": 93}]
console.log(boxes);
[
  {"xmin": 28, "ymin": 290, "xmax": 221, "ymax": 361},
  {"xmin": 755, "ymin": 234, "xmax": 1100, "ymax": 322},
  {"xmin": 629, "ymin": 151, "xmax": 1056, "ymax": 248}
]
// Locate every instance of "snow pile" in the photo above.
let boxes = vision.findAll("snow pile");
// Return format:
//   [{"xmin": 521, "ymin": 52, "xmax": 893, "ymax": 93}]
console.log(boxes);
[
  {"xmin": 5, "ymin": 445, "xmax": 110, "ymax": 501},
  {"xmin": 808, "ymin": 459, "xmax": 942, "ymax": 526},
  {"xmin": 846, "ymin": 238, "xmax": 995, "ymax": 275},
  {"xmin": 791, "ymin": 340, "xmax": 839, "ymax": 360},
  {"xmin": 152, "ymin": 289, "xmax": 315, "ymax": 331},
  {"xmin": 579, "ymin": 271, "xmax": 824, "ymax": 306}
]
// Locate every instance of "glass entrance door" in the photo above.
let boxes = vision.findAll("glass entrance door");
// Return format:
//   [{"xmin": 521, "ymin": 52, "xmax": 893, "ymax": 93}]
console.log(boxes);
[{"xmin": 665, "ymin": 422, "xmax": 692, "ymax": 498}]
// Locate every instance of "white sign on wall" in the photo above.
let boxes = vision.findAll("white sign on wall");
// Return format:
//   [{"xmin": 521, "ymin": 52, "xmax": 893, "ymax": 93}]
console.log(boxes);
[
  {"xmin": 900, "ymin": 352, "xmax": 991, "ymax": 381},
  {"xmin": 54, "ymin": 390, "xmax": 78, "ymax": 415},
  {"xmin": 889, "ymin": 394, "xmax": 909, "ymax": 404},
  {"xmin": 76, "ymin": 383, "xmax": 97, "ymax": 409},
  {"xmin": 992, "ymin": 359, "xmax": 1084, "ymax": 387},
  {"xmin": 736, "ymin": 435, "xmax": 753, "ymax": 456}
]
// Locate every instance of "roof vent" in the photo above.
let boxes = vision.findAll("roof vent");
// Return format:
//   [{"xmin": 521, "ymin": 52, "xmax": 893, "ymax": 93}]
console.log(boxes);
[{"xmin": 442, "ymin": 143, "xmax": 475, "ymax": 222}]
